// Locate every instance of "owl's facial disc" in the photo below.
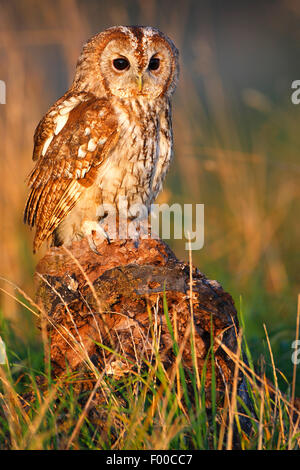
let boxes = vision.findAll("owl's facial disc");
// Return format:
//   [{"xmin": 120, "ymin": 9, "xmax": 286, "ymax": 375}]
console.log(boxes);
[
  {"xmin": 99, "ymin": 36, "xmax": 176, "ymax": 100},
  {"xmin": 111, "ymin": 53, "xmax": 162, "ymax": 95}
]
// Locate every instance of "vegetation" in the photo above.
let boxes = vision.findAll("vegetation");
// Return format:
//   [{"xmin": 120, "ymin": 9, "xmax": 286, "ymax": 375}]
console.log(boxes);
[
  {"xmin": 0, "ymin": 0, "xmax": 299, "ymax": 450},
  {"xmin": 0, "ymin": 291, "xmax": 299, "ymax": 450}
]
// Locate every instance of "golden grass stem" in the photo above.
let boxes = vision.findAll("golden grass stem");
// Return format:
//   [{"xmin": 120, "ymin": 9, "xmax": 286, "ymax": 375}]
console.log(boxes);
[
  {"xmin": 288, "ymin": 293, "xmax": 300, "ymax": 449},
  {"xmin": 226, "ymin": 328, "xmax": 242, "ymax": 450},
  {"xmin": 187, "ymin": 236, "xmax": 200, "ymax": 391},
  {"xmin": 66, "ymin": 373, "xmax": 104, "ymax": 450},
  {"xmin": 263, "ymin": 323, "xmax": 285, "ymax": 445}
]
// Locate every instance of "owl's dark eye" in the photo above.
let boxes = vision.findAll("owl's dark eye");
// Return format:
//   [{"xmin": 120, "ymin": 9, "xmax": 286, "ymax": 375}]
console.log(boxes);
[
  {"xmin": 148, "ymin": 57, "xmax": 160, "ymax": 71},
  {"xmin": 113, "ymin": 58, "xmax": 130, "ymax": 71}
]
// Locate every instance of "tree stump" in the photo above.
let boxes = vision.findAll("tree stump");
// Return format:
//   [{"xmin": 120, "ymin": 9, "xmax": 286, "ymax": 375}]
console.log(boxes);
[{"xmin": 34, "ymin": 237, "xmax": 249, "ymax": 411}]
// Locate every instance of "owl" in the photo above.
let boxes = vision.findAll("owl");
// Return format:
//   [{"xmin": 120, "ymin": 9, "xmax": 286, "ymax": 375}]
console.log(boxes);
[{"xmin": 24, "ymin": 26, "xmax": 179, "ymax": 253}]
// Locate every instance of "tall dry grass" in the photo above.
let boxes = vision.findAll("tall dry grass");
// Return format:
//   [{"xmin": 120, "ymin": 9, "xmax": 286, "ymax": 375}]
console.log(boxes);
[{"xmin": 0, "ymin": 283, "xmax": 300, "ymax": 449}]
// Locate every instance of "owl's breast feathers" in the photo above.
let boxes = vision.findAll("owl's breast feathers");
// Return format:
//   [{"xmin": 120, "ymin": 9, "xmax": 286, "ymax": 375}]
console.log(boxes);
[{"xmin": 24, "ymin": 93, "xmax": 172, "ymax": 252}]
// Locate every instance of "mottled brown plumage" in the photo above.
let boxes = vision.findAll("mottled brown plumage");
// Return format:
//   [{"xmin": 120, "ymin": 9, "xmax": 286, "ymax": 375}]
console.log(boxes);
[{"xmin": 24, "ymin": 26, "xmax": 179, "ymax": 252}]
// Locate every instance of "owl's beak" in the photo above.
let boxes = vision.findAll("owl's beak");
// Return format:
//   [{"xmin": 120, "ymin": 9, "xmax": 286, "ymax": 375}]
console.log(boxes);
[{"xmin": 136, "ymin": 74, "xmax": 143, "ymax": 92}]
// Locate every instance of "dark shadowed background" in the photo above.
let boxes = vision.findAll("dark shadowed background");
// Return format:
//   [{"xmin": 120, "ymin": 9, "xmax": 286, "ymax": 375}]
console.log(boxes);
[{"xmin": 0, "ymin": 0, "xmax": 299, "ymax": 388}]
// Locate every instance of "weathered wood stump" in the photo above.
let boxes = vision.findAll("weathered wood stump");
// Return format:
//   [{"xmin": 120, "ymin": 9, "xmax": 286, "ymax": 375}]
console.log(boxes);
[{"xmin": 34, "ymin": 236, "xmax": 247, "ymax": 410}]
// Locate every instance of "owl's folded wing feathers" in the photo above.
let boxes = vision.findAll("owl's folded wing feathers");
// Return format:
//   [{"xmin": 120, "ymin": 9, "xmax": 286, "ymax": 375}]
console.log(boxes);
[{"xmin": 24, "ymin": 94, "xmax": 119, "ymax": 252}]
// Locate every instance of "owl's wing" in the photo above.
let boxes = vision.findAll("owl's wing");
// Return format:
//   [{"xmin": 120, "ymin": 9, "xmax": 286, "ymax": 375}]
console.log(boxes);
[{"xmin": 24, "ymin": 94, "xmax": 119, "ymax": 252}]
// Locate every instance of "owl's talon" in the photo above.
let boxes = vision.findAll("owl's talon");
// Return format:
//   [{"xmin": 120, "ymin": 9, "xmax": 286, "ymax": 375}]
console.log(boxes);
[
  {"xmin": 83, "ymin": 221, "xmax": 110, "ymax": 255},
  {"xmin": 131, "ymin": 230, "xmax": 141, "ymax": 248},
  {"xmin": 87, "ymin": 234, "xmax": 101, "ymax": 255}
]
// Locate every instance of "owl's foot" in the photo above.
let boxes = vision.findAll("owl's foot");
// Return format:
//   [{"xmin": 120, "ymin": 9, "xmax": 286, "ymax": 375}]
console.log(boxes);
[
  {"xmin": 133, "ymin": 233, "xmax": 140, "ymax": 249},
  {"xmin": 128, "ymin": 220, "xmax": 149, "ymax": 248},
  {"xmin": 82, "ymin": 221, "xmax": 110, "ymax": 255}
]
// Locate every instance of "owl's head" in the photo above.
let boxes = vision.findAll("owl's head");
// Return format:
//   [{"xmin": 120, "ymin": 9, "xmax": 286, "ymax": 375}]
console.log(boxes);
[{"xmin": 73, "ymin": 26, "xmax": 179, "ymax": 100}]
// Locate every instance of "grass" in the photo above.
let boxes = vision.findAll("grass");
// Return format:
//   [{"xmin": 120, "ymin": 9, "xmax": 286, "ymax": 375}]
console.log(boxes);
[
  {"xmin": 1, "ymin": 0, "xmax": 298, "ymax": 361},
  {"xmin": 0, "ymin": 287, "xmax": 300, "ymax": 450}
]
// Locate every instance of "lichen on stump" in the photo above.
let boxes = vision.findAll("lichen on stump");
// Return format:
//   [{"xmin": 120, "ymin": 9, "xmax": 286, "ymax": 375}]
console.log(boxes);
[{"xmin": 34, "ymin": 236, "xmax": 244, "ymax": 409}]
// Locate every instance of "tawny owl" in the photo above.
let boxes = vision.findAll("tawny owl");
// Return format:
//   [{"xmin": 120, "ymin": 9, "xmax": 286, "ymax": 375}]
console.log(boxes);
[{"xmin": 24, "ymin": 26, "xmax": 179, "ymax": 253}]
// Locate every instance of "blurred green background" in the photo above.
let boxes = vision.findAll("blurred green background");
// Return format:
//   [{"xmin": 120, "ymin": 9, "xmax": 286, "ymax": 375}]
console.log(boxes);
[{"xmin": 0, "ymin": 0, "xmax": 299, "ymax": 389}]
